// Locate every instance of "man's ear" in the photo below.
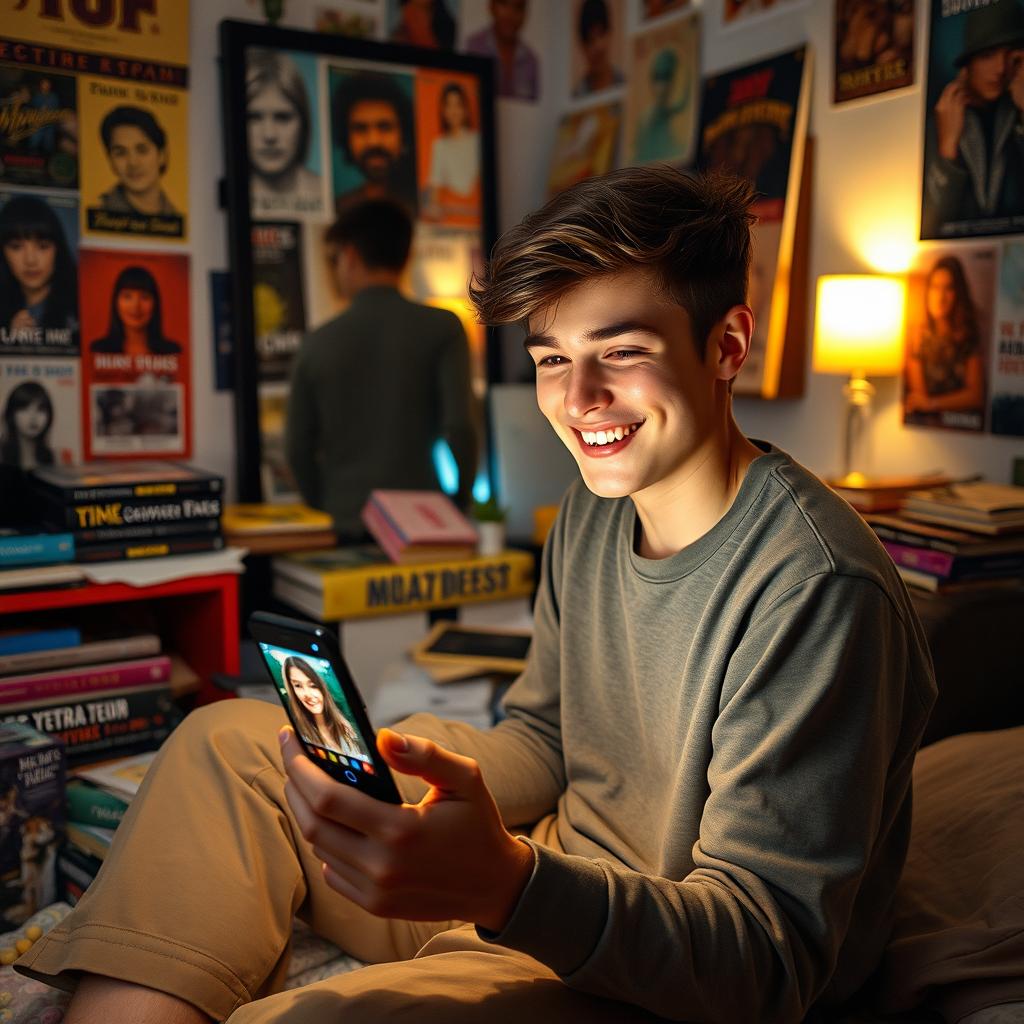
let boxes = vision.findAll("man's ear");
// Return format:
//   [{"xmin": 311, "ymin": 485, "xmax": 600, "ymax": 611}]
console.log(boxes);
[{"xmin": 711, "ymin": 304, "xmax": 754, "ymax": 383}]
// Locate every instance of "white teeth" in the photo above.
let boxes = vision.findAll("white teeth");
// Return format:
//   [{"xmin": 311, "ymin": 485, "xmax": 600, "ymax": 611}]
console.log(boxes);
[{"xmin": 580, "ymin": 423, "xmax": 640, "ymax": 445}]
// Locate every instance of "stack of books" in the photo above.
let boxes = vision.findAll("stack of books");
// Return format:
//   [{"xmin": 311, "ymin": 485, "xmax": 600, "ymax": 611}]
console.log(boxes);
[
  {"xmin": 867, "ymin": 481, "xmax": 1024, "ymax": 593},
  {"xmin": 0, "ymin": 621, "xmax": 184, "ymax": 766},
  {"xmin": 30, "ymin": 462, "xmax": 224, "ymax": 563},
  {"xmin": 0, "ymin": 528, "xmax": 82, "ymax": 593},
  {"xmin": 827, "ymin": 473, "xmax": 952, "ymax": 513},
  {"xmin": 361, "ymin": 490, "xmax": 478, "ymax": 565},
  {"xmin": 59, "ymin": 751, "xmax": 155, "ymax": 905},
  {"xmin": 222, "ymin": 502, "xmax": 335, "ymax": 554}
]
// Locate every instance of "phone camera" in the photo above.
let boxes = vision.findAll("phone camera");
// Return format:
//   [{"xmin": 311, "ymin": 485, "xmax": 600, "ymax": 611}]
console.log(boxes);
[{"xmin": 311, "ymin": 643, "xmax": 319, "ymax": 652}]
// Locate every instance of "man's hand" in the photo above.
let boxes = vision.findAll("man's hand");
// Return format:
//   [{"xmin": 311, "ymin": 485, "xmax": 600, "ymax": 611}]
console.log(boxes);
[
  {"xmin": 280, "ymin": 726, "xmax": 535, "ymax": 933},
  {"xmin": 935, "ymin": 69, "xmax": 968, "ymax": 161}
]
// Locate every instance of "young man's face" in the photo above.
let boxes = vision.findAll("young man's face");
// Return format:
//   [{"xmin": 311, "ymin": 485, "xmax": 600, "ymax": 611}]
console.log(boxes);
[
  {"xmin": 347, "ymin": 99, "xmax": 403, "ymax": 183},
  {"xmin": 491, "ymin": 0, "xmax": 527, "ymax": 42},
  {"xmin": 965, "ymin": 46, "xmax": 1011, "ymax": 103},
  {"xmin": 527, "ymin": 270, "xmax": 721, "ymax": 501}
]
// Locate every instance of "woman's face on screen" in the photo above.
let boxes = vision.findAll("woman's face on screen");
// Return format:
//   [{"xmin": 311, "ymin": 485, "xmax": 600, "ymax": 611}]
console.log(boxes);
[
  {"xmin": 248, "ymin": 84, "xmax": 302, "ymax": 178},
  {"xmin": 116, "ymin": 287, "xmax": 155, "ymax": 331},
  {"xmin": 288, "ymin": 666, "xmax": 325, "ymax": 716}
]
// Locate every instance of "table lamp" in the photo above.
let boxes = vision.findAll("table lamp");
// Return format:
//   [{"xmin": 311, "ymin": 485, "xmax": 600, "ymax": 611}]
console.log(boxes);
[{"xmin": 813, "ymin": 274, "xmax": 906, "ymax": 485}]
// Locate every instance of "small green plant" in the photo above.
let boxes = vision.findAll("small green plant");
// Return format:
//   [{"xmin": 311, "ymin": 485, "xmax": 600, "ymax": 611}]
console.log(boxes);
[{"xmin": 471, "ymin": 496, "xmax": 506, "ymax": 523}]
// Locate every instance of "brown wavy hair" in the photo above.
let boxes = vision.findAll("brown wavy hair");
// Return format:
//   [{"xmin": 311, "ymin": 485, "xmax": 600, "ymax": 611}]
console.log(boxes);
[{"xmin": 469, "ymin": 166, "xmax": 756, "ymax": 354}]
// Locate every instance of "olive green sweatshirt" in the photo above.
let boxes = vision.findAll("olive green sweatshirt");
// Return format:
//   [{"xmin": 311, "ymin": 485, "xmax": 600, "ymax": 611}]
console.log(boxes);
[
  {"xmin": 401, "ymin": 444, "xmax": 937, "ymax": 1023},
  {"xmin": 285, "ymin": 286, "xmax": 477, "ymax": 534}
]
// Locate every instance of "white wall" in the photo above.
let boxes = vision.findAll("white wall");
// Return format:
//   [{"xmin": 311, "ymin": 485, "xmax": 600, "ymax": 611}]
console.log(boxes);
[{"xmin": 188, "ymin": 1, "xmax": 1020, "ymax": 497}]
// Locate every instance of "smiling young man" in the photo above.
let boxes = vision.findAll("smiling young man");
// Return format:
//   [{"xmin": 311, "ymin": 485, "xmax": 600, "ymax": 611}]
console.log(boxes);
[{"xmin": 19, "ymin": 167, "xmax": 936, "ymax": 1024}]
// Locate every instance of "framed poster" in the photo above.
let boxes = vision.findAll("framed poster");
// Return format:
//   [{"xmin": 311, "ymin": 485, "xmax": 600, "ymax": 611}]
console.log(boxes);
[{"xmin": 220, "ymin": 20, "xmax": 498, "ymax": 502}]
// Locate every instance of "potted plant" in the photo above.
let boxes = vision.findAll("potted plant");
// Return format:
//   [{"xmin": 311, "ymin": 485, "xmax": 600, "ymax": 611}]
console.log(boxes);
[{"xmin": 470, "ymin": 496, "xmax": 507, "ymax": 556}]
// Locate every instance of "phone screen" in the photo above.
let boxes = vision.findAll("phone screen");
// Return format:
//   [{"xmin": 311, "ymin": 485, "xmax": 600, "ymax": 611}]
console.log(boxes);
[{"xmin": 257, "ymin": 641, "xmax": 378, "ymax": 776}]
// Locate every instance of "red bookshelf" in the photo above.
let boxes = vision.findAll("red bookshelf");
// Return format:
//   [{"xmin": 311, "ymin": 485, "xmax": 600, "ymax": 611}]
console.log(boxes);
[{"xmin": 0, "ymin": 573, "xmax": 240, "ymax": 703}]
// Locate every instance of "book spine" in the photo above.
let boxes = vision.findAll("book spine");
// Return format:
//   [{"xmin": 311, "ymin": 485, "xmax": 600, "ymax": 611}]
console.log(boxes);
[
  {"xmin": 74, "ymin": 534, "xmax": 225, "ymax": 564},
  {"xmin": 0, "ymin": 533, "xmax": 75, "ymax": 567},
  {"xmin": 881, "ymin": 541, "xmax": 955, "ymax": 578},
  {"xmin": 318, "ymin": 550, "xmax": 535, "ymax": 619},
  {"xmin": 947, "ymin": 554, "xmax": 1024, "ymax": 582},
  {"xmin": 71, "ymin": 518, "xmax": 221, "ymax": 544},
  {"xmin": 66, "ymin": 782, "xmax": 129, "ymax": 828},
  {"xmin": 0, "ymin": 634, "xmax": 161, "ymax": 676},
  {"xmin": 361, "ymin": 501, "xmax": 407, "ymax": 563},
  {"xmin": 869, "ymin": 524, "xmax": 959, "ymax": 555},
  {"xmin": 0, "ymin": 684, "xmax": 179, "ymax": 765},
  {"xmin": 0, "ymin": 628, "xmax": 82, "ymax": 657},
  {"xmin": 34, "ymin": 475, "xmax": 223, "ymax": 504},
  {"xmin": 57, "ymin": 845, "xmax": 103, "ymax": 904},
  {"xmin": 41, "ymin": 496, "xmax": 224, "ymax": 532},
  {"xmin": 0, "ymin": 656, "xmax": 172, "ymax": 705}
]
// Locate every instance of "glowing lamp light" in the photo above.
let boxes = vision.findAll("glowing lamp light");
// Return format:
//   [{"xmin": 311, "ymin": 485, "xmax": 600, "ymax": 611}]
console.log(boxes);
[{"xmin": 812, "ymin": 275, "xmax": 907, "ymax": 481}]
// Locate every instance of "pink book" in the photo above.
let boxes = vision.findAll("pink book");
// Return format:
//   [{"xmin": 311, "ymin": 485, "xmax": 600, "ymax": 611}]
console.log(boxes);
[
  {"xmin": 880, "ymin": 541, "xmax": 954, "ymax": 579},
  {"xmin": 0, "ymin": 655, "xmax": 172, "ymax": 706},
  {"xmin": 362, "ymin": 491, "xmax": 478, "ymax": 550},
  {"xmin": 361, "ymin": 500, "xmax": 407, "ymax": 564}
]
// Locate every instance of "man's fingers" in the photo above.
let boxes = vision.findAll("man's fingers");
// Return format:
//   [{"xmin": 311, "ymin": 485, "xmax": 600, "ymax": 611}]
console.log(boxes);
[{"xmin": 377, "ymin": 728, "xmax": 484, "ymax": 797}]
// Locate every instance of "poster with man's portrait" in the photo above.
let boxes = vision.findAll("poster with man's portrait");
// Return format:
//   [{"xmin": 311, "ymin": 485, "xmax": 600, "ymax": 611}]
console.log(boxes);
[
  {"xmin": 460, "ymin": 0, "xmax": 542, "ymax": 102},
  {"xmin": 388, "ymin": 0, "xmax": 460, "ymax": 50},
  {"xmin": 833, "ymin": 0, "xmax": 915, "ymax": 105},
  {"xmin": 547, "ymin": 101, "xmax": 621, "ymax": 198},
  {"xmin": 0, "ymin": 189, "xmax": 79, "ymax": 357},
  {"xmin": 570, "ymin": 0, "xmax": 626, "ymax": 99},
  {"xmin": 0, "ymin": 358, "xmax": 80, "ymax": 471},
  {"xmin": 0, "ymin": 65, "xmax": 78, "ymax": 191},
  {"xmin": 329, "ymin": 67, "xmax": 419, "ymax": 216},
  {"xmin": 921, "ymin": 0, "xmax": 1024, "ymax": 240},
  {"xmin": 623, "ymin": 11, "xmax": 699, "ymax": 167},
  {"xmin": 79, "ymin": 77, "xmax": 188, "ymax": 242},
  {"xmin": 246, "ymin": 49, "xmax": 326, "ymax": 219},
  {"xmin": 78, "ymin": 249, "xmax": 191, "ymax": 459},
  {"xmin": 903, "ymin": 245, "xmax": 996, "ymax": 432},
  {"xmin": 415, "ymin": 69, "xmax": 482, "ymax": 227}
]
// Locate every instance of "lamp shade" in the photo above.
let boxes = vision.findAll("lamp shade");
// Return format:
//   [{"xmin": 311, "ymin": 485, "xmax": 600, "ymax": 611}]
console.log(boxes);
[{"xmin": 813, "ymin": 275, "xmax": 906, "ymax": 377}]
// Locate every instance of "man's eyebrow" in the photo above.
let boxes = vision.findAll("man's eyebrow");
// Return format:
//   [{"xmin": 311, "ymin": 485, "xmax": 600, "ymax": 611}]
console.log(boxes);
[{"xmin": 523, "ymin": 320, "xmax": 663, "ymax": 352}]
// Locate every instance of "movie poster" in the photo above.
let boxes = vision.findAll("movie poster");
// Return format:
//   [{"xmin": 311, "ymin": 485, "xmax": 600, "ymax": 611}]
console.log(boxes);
[
  {"xmin": 697, "ymin": 47, "xmax": 810, "ymax": 397},
  {"xmin": 0, "ymin": 189, "xmax": 79, "ymax": 357},
  {"xmin": 79, "ymin": 249, "xmax": 191, "ymax": 459},
  {"xmin": 547, "ymin": 101, "xmax": 621, "ymax": 198},
  {"xmin": 990, "ymin": 240, "xmax": 1024, "ymax": 435},
  {"xmin": 329, "ymin": 66, "xmax": 419, "ymax": 217},
  {"xmin": 388, "ymin": 0, "xmax": 460, "ymax": 49},
  {"xmin": 252, "ymin": 222, "xmax": 307, "ymax": 383},
  {"xmin": 623, "ymin": 12, "xmax": 699, "ymax": 167},
  {"xmin": 78, "ymin": 77, "xmax": 188, "ymax": 241},
  {"xmin": 570, "ymin": 0, "xmax": 626, "ymax": 99},
  {"xmin": 903, "ymin": 245, "xmax": 996, "ymax": 433},
  {"xmin": 258, "ymin": 382, "xmax": 299, "ymax": 501},
  {"xmin": 833, "ymin": 0, "xmax": 915, "ymax": 104},
  {"xmin": 921, "ymin": 0, "xmax": 1024, "ymax": 240},
  {"xmin": 415, "ymin": 69, "xmax": 482, "ymax": 227},
  {"xmin": 723, "ymin": 0, "xmax": 809, "ymax": 25},
  {"xmin": 0, "ymin": 357, "xmax": 80, "ymax": 470},
  {"xmin": 245, "ymin": 48, "xmax": 326, "ymax": 220},
  {"xmin": 0, "ymin": 66, "xmax": 77, "ymax": 190},
  {"xmin": 460, "ymin": 0, "xmax": 542, "ymax": 102},
  {"xmin": 640, "ymin": 0, "xmax": 691, "ymax": 20}
]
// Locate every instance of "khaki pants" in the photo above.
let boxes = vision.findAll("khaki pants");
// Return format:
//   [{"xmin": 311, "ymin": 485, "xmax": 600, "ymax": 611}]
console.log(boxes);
[{"xmin": 15, "ymin": 700, "xmax": 661, "ymax": 1023}]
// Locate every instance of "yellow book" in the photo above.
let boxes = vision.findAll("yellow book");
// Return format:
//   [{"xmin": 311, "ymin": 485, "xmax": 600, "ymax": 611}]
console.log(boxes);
[
  {"xmin": 272, "ymin": 546, "xmax": 535, "ymax": 620},
  {"xmin": 222, "ymin": 503, "xmax": 334, "ymax": 535}
]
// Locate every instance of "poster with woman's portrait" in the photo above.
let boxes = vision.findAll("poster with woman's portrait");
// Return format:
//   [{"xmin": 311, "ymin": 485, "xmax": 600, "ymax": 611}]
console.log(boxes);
[
  {"xmin": 547, "ymin": 101, "xmax": 621, "ymax": 198},
  {"xmin": 0, "ymin": 189, "xmax": 79, "ymax": 357},
  {"xmin": 245, "ymin": 49, "xmax": 326, "ymax": 219},
  {"xmin": 0, "ymin": 358, "xmax": 79, "ymax": 471},
  {"xmin": 623, "ymin": 11, "xmax": 699, "ymax": 167},
  {"xmin": 415, "ymin": 69, "xmax": 482, "ymax": 227},
  {"xmin": 388, "ymin": 0, "xmax": 460, "ymax": 50},
  {"xmin": 570, "ymin": 0, "xmax": 626, "ymax": 99},
  {"xmin": 79, "ymin": 77, "xmax": 188, "ymax": 242},
  {"xmin": 903, "ymin": 245, "xmax": 996, "ymax": 433},
  {"xmin": 79, "ymin": 249, "xmax": 191, "ymax": 459},
  {"xmin": 0, "ymin": 65, "xmax": 78, "ymax": 191},
  {"xmin": 329, "ymin": 66, "xmax": 419, "ymax": 216}
]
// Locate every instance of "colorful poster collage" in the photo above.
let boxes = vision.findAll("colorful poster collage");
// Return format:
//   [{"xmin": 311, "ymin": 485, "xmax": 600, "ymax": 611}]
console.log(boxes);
[
  {"xmin": 244, "ymin": 47, "xmax": 487, "ymax": 498},
  {"xmin": 0, "ymin": 4, "xmax": 191, "ymax": 471}
]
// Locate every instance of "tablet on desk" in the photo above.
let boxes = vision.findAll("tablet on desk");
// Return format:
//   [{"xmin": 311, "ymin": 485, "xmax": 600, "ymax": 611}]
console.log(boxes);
[{"xmin": 410, "ymin": 622, "xmax": 531, "ymax": 675}]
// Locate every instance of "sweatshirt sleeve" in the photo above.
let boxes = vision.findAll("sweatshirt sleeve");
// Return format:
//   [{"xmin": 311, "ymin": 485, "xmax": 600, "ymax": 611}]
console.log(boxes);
[
  {"xmin": 478, "ymin": 572, "xmax": 930, "ymax": 1023},
  {"xmin": 395, "ymin": 495, "xmax": 568, "ymax": 828}
]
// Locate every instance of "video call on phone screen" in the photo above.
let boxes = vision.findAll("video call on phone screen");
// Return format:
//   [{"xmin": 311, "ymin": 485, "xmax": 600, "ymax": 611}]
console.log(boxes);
[{"xmin": 258, "ymin": 642, "xmax": 376, "ymax": 775}]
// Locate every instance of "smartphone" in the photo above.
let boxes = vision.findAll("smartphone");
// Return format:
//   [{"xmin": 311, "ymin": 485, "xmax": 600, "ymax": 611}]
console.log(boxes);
[{"xmin": 248, "ymin": 611, "xmax": 402, "ymax": 803}]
